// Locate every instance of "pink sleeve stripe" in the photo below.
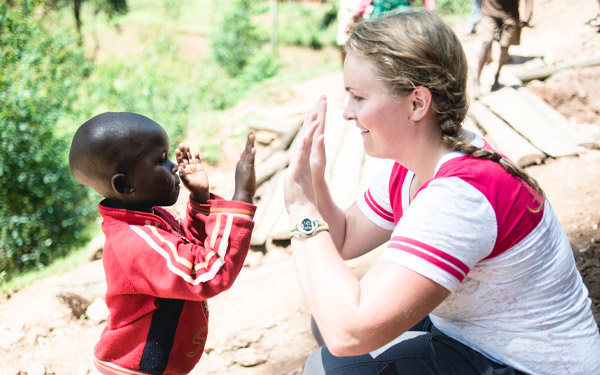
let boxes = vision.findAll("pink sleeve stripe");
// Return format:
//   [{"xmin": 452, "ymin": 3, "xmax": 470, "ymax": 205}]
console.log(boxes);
[
  {"xmin": 364, "ymin": 190, "xmax": 394, "ymax": 222},
  {"xmin": 388, "ymin": 241, "xmax": 466, "ymax": 283},
  {"xmin": 391, "ymin": 236, "xmax": 470, "ymax": 274}
]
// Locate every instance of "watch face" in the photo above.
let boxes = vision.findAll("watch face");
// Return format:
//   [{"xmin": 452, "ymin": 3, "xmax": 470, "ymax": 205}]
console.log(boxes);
[{"xmin": 300, "ymin": 218, "xmax": 317, "ymax": 233}]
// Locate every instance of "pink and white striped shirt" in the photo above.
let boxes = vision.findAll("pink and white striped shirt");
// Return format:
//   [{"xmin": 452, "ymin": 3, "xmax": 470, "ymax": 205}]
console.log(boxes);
[{"xmin": 357, "ymin": 137, "xmax": 600, "ymax": 374}]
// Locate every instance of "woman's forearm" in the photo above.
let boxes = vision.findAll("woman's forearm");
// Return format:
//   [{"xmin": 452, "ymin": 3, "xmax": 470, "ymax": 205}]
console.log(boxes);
[
  {"xmin": 313, "ymin": 177, "xmax": 347, "ymax": 251},
  {"xmin": 291, "ymin": 232, "xmax": 363, "ymax": 351}
]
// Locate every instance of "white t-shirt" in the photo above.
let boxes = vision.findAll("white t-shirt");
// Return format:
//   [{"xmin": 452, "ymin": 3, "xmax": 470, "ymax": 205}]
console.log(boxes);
[{"xmin": 357, "ymin": 138, "xmax": 600, "ymax": 374}]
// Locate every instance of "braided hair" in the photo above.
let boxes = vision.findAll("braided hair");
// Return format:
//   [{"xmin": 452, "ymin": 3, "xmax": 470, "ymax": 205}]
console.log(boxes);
[{"xmin": 345, "ymin": 11, "xmax": 545, "ymax": 211}]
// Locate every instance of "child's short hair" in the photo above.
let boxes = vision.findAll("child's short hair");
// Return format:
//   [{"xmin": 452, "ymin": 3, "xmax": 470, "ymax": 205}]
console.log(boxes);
[{"xmin": 69, "ymin": 112, "xmax": 165, "ymax": 198}]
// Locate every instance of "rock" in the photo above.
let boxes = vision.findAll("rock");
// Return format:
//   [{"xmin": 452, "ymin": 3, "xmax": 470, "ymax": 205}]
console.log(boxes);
[
  {"xmin": 234, "ymin": 347, "xmax": 268, "ymax": 367},
  {"xmin": 230, "ymin": 329, "xmax": 263, "ymax": 350},
  {"xmin": 23, "ymin": 363, "xmax": 46, "ymax": 375},
  {"xmin": 243, "ymin": 251, "xmax": 263, "ymax": 268},
  {"xmin": 86, "ymin": 297, "xmax": 109, "ymax": 325},
  {"xmin": 24, "ymin": 326, "xmax": 48, "ymax": 346},
  {"xmin": 87, "ymin": 234, "xmax": 106, "ymax": 261},
  {"xmin": 56, "ymin": 292, "xmax": 91, "ymax": 318},
  {"xmin": 0, "ymin": 325, "xmax": 25, "ymax": 349}
]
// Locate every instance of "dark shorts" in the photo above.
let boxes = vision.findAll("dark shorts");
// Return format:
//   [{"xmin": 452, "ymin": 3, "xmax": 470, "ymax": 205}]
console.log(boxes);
[
  {"xmin": 479, "ymin": 14, "xmax": 521, "ymax": 47},
  {"xmin": 303, "ymin": 317, "xmax": 527, "ymax": 375}
]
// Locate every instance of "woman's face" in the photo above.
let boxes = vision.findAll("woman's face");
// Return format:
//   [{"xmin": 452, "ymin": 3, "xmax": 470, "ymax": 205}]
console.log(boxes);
[{"xmin": 343, "ymin": 51, "xmax": 414, "ymax": 160}]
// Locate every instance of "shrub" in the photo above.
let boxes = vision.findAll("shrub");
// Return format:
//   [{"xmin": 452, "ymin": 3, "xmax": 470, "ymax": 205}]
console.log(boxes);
[
  {"xmin": 254, "ymin": 1, "xmax": 338, "ymax": 49},
  {"xmin": 0, "ymin": 0, "xmax": 96, "ymax": 280},
  {"xmin": 78, "ymin": 28, "xmax": 190, "ymax": 149},
  {"xmin": 211, "ymin": 0, "xmax": 259, "ymax": 77}
]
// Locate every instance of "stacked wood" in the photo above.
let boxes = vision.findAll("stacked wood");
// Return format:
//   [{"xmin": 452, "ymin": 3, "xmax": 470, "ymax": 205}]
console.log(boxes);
[
  {"xmin": 469, "ymin": 101, "xmax": 545, "ymax": 167},
  {"xmin": 480, "ymin": 86, "xmax": 591, "ymax": 158}
]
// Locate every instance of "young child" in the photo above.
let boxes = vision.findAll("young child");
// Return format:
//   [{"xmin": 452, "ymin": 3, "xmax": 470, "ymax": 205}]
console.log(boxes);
[{"xmin": 69, "ymin": 112, "xmax": 257, "ymax": 375}]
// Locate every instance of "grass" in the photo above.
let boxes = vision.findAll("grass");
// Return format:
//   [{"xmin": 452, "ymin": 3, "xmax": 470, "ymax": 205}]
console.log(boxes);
[
  {"xmin": 2, "ymin": 247, "xmax": 91, "ymax": 296},
  {"xmin": 48, "ymin": 0, "xmax": 214, "ymax": 35}
]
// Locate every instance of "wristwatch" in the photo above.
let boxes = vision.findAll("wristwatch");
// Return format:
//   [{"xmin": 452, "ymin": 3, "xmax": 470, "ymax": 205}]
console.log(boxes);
[{"xmin": 289, "ymin": 217, "xmax": 329, "ymax": 238}]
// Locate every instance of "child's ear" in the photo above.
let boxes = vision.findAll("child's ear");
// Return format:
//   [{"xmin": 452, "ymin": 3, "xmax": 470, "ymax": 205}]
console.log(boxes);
[{"xmin": 111, "ymin": 174, "xmax": 135, "ymax": 195}]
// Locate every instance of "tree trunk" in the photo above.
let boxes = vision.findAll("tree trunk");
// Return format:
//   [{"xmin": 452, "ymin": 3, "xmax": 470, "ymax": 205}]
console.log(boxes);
[{"xmin": 73, "ymin": 0, "xmax": 82, "ymax": 44}]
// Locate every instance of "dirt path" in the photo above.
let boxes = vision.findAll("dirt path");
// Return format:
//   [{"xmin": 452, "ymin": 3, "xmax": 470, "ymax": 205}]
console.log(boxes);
[{"xmin": 2, "ymin": 1, "xmax": 600, "ymax": 374}]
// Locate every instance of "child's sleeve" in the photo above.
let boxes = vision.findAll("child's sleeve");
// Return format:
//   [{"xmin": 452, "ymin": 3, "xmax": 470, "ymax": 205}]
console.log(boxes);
[
  {"xmin": 183, "ymin": 196, "xmax": 256, "ymax": 298},
  {"xmin": 118, "ymin": 197, "xmax": 256, "ymax": 301}
]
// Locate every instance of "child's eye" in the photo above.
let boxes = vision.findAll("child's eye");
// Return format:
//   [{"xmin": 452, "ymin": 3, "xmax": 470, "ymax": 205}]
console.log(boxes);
[{"xmin": 352, "ymin": 94, "xmax": 364, "ymax": 102}]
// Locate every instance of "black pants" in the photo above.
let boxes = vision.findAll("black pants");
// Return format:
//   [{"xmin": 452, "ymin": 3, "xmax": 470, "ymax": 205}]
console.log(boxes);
[{"xmin": 304, "ymin": 317, "xmax": 527, "ymax": 375}]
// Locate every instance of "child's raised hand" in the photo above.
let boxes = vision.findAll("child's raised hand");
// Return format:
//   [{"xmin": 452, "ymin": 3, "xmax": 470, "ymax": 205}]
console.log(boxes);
[
  {"xmin": 176, "ymin": 144, "xmax": 210, "ymax": 203},
  {"xmin": 232, "ymin": 131, "xmax": 256, "ymax": 204}
]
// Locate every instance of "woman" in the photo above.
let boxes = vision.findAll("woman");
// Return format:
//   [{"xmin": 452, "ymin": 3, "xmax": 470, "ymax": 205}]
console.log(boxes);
[{"xmin": 283, "ymin": 11, "xmax": 600, "ymax": 375}]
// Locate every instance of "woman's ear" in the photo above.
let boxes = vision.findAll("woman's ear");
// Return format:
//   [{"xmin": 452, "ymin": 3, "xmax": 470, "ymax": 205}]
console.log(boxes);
[
  {"xmin": 409, "ymin": 86, "xmax": 432, "ymax": 121},
  {"xmin": 111, "ymin": 174, "xmax": 135, "ymax": 195}
]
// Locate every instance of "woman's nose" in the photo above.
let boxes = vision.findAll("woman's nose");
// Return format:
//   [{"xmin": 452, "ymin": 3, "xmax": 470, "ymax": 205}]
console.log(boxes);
[{"xmin": 343, "ymin": 104, "xmax": 354, "ymax": 121}]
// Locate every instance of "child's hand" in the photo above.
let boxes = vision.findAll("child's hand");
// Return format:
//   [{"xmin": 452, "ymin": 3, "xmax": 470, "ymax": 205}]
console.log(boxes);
[
  {"xmin": 176, "ymin": 144, "xmax": 210, "ymax": 203},
  {"xmin": 232, "ymin": 131, "xmax": 256, "ymax": 204}
]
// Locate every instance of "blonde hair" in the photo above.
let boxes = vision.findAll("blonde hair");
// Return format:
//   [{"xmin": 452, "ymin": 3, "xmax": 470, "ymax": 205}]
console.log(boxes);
[{"xmin": 346, "ymin": 11, "xmax": 544, "ymax": 211}]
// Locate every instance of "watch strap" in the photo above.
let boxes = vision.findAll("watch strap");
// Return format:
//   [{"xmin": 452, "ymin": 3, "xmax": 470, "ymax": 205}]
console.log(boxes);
[{"xmin": 289, "ymin": 217, "xmax": 329, "ymax": 238}]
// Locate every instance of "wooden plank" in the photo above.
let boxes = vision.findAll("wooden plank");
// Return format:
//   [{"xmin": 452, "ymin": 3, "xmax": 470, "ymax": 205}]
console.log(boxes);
[
  {"xmin": 248, "ymin": 115, "xmax": 302, "ymax": 135},
  {"xmin": 480, "ymin": 87, "xmax": 583, "ymax": 158},
  {"xmin": 463, "ymin": 115, "xmax": 485, "ymax": 139},
  {"xmin": 250, "ymin": 170, "xmax": 286, "ymax": 247},
  {"xmin": 469, "ymin": 101, "xmax": 545, "ymax": 167},
  {"xmin": 515, "ymin": 55, "xmax": 600, "ymax": 83},
  {"xmin": 255, "ymin": 149, "xmax": 290, "ymax": 187},
  {"xmin": 515, "ymin": 86, "xmax": 600, "ymax": 150},
  {"xmin": 263, "ymin": 173, "xmax": 289, "ymax": 243}
]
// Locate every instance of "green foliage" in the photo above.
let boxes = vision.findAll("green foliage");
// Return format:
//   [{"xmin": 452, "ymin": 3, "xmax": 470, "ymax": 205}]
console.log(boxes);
[
  {"xmin": 254, "ymin": 1, "xmax": 338, "ymax": 49},
  {"xmin": 0, "ymin": 0, "xmax": 96, "ymax": 281},
  {"xmin": 436, "ymin": 0, "xmax": 471, "ymax": 13},
  {"xmin": 48, "ymin": 0, "xmax": 129, "ymax": 26},
  {"xmin": 413, "ymin": 0, "xmax": 471, "ymax": 13},
  {"xmin": 78, "ymin": 26, "xmax": 278, "ymax": 161},
  {"xmin": 239, "ymin": 50, "xmax": 280, "ymax": 86},
  {"xmin": 211, "ymin": 0, "xmax": 259, "ymax": 77},
  {"xmin": 77, "ymin": 29, "xmax": 189, "ymax": 148}
]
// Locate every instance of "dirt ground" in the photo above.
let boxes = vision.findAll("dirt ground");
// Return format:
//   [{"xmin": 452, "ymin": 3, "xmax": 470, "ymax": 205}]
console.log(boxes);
[{"xmin": 1, "ymin": 1, "xmax": 600, "ymax": 374}]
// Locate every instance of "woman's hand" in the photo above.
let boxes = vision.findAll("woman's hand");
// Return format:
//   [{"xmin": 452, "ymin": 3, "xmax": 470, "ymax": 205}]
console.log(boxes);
[
  {"xmin": 309, "ymin": 96, "xmax": 327, "ymax": 185},
  {"xmin": 176, "ymin": 144, "xmax": 210, "ymax": 203},
  {"xmin": 284, "ymin": 96, "xmax": 328, "ymax": 218}
]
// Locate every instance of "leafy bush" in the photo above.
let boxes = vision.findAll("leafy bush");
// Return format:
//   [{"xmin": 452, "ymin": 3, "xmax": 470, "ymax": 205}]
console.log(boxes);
[
  {"xmin": 211, "ymin": 0, "xmax": 259, "ymax": 77},
  {"xmin": 78, "ymin": 25, "xmax": 278, "ymax": 162},
  {"xmin": 77, "ymin": 28, "xmax": 190, "ymax": 149},
  {"xmin": 254, "ymin": 1, "xmax": 338, "ymax": 49},
  {"xmin": 0, "ymin": 0, "xmax": 96, "ymax": 280},
  {"xmin": 413, "ymin": 0, "xmax": 471, "ymax": 13}
]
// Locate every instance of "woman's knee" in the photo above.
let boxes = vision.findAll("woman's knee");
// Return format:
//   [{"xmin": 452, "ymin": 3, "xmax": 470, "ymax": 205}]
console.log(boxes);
[{"xmin": 304, "ymin": 347, "xmax": 326, "ymax": 375}]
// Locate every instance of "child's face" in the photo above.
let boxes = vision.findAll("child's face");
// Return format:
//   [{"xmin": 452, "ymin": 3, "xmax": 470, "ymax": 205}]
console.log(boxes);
[{"xmin": 126, "ymin": 127, "xmax": 180, "ymax": 208}]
